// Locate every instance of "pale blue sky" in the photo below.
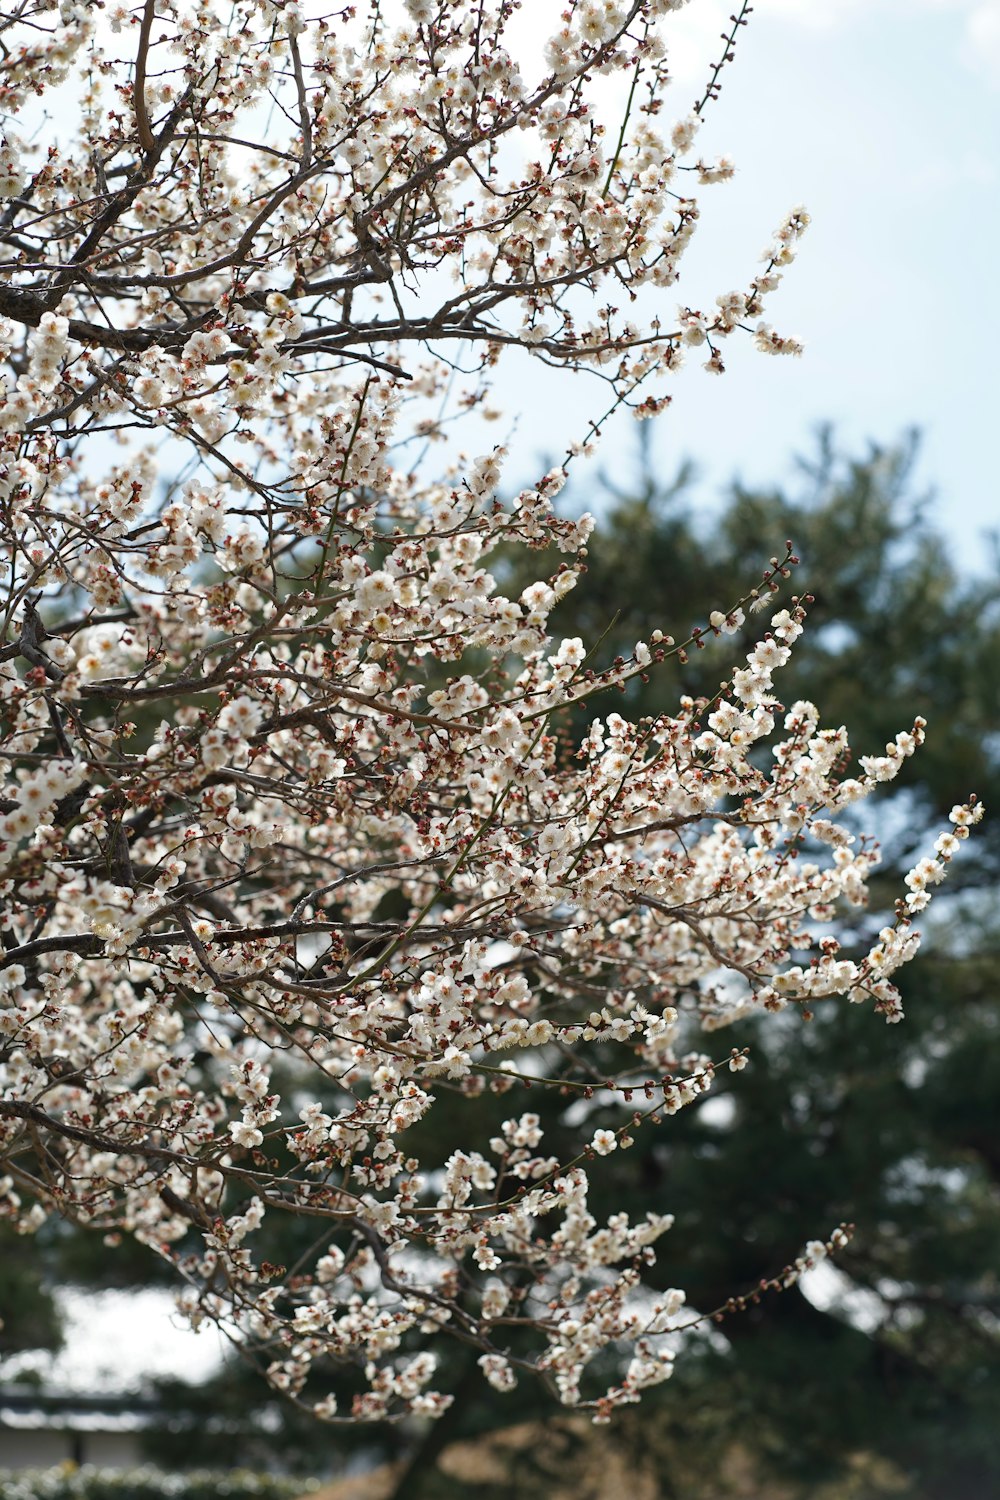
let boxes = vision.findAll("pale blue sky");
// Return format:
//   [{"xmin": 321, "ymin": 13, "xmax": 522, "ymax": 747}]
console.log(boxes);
[{"xmin": 500, "ymin": 0, "xmax": 1000, "ymax": 568}]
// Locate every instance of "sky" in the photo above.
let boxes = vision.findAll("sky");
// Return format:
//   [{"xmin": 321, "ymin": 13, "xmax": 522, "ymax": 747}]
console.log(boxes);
[{"xmin": 498, "ymin": 0, "xmax": 1000, "ymax": 571}]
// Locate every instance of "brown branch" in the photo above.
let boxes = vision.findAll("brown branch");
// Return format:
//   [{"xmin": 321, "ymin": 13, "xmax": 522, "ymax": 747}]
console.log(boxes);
[
  {"xmin": 134, "ymin": 0, "xmax": 157, "ymax": 155},
  {"xmin": 1, "ymin": 1098, "xmax": 202, "ymax": 1168}
]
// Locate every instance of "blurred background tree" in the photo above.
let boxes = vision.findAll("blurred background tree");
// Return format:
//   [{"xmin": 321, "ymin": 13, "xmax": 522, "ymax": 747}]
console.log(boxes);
[{"xmin": 5, "ymin": 431, "xmax": 997, "ymax": 1500}]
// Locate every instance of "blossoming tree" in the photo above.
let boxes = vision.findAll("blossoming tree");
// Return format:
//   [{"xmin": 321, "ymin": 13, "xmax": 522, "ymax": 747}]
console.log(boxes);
[{"xmin": 0, "ymin": 0, "xmax": 981, "ymax": 1424}]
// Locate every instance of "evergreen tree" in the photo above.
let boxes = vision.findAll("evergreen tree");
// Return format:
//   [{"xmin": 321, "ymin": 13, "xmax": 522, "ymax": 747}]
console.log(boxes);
[{"xmin": 490, "ymin": 429, "xmax": 1000, "ymax": 1500}]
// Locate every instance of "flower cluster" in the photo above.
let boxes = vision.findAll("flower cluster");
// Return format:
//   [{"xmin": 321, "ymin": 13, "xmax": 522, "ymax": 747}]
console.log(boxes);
[{"xmin": 0, "ymin": 0, "xmax": 980, "ymax": 1426}]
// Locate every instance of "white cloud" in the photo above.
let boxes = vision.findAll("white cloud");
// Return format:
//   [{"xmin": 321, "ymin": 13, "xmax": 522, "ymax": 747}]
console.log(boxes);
[
  {"xmin": 693, "ymin": 0, "xmax": 996, "ymax": 71},
  {"xmin": 962, "ymin": 1, "xmax": 1000, "ymax": 82},
  {"xmin": 763, "ymin": 0, "xmax": 865, "ymax": 27},
  {"xmin": 764, "ymin": 0, "xmax": 1000, "ymax": 81}
]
